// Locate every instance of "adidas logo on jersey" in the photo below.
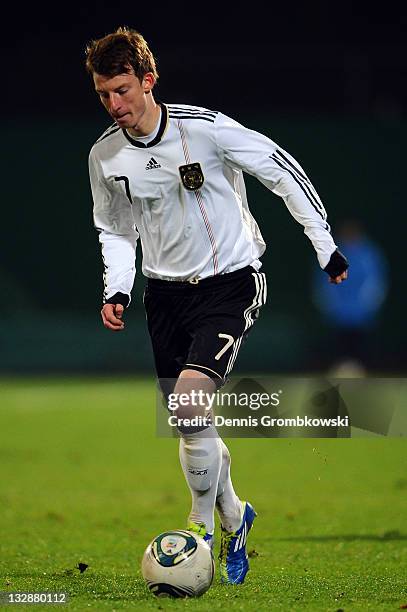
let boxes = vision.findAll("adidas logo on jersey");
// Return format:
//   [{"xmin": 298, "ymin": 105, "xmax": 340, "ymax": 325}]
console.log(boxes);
[{"xmin": 145, "ymin": 157, "xmax": 161, "ymax": 170}]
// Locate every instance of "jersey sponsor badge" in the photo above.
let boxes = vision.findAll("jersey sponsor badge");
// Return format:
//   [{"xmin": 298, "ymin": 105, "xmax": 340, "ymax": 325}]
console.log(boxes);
[{"xmin": 179, "ymin": 163, "xmax": 204, "ymax": 191}]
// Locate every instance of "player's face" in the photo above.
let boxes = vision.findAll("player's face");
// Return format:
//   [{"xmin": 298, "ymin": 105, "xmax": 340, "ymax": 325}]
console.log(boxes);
[{"xmin": 93, "ymin": 70, "xmax": 153, "ymax": 128}]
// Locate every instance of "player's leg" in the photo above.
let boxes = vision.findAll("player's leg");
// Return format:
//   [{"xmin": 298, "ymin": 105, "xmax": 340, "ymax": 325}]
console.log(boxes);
[
  {"xmin": 174, "ymin": 368, "xmax": 222, "ymax": 543},
  {"xmin": 216, "ymin": 439, "xmax": 244, "ymax": 532},
  {"xmin": 144, "ymin": 269, "xmax": 267, "ymax": 581},
  {"xmin": 183, "ymin": 268, "xmax": 267, "ymax": 583},
  {"xmin": 143, "ymin": 285, "xmax": 190, "ymax": 397},
  {"xmin": 144, "ymin": 283, "xmax": 222, "ymax": 544},
  {"xmin": 174, "ymin": 369, "xmax": 244, "ymax": 547},
  {"xmin": 184, "ymin": 269, "xmax": 266, "ymax": 529},
  {"xmin": 144, "ymin": 283, "xmax": 223, "ymax": 541}
]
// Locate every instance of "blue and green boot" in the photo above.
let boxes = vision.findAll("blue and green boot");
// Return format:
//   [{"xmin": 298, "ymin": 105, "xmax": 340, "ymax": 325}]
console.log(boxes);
[{"xmin": 219, "ymin": 501, "xmax": 257, "ymax": 584}]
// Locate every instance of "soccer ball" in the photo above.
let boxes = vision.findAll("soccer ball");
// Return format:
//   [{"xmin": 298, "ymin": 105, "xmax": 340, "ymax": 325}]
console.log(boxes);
[{"xmin": 141, "ymin": 530, "xmax": 214, "ymax": 598}]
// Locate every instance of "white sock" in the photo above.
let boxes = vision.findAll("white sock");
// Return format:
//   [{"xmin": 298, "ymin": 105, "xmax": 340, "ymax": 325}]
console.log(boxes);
[
  {"xmin": 179, "ymin": 425, "xmax": 222, "ymax": 534},
  {"xmin": 216, "ymin": 439, "xmax": 244, "ymax": 533}
]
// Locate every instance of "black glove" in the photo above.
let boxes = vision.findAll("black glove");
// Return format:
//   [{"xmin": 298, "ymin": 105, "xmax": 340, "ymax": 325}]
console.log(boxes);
[
  {"xmin": 104, "ymin": 292, "xmax": 130, "ymax": 308},
  {"xmin": 324, "ymin": 249, "xmax": 349, "ymax": 278}
]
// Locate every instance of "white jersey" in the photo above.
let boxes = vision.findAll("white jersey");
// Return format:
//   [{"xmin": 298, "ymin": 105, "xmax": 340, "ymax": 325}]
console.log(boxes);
[{"xmin": 89, "ymin": 103, "xmax": 337, "ymax": 303}]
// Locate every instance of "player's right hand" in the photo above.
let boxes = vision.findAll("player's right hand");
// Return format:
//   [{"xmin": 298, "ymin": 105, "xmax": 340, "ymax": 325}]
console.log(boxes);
[{"xmin": 101, "ymin": 303, "xmax": 125, "ymax": 331}]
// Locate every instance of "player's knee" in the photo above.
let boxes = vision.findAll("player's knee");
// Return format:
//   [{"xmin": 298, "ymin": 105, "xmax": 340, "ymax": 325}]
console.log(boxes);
[{"xmin": 176, "ymin": 407, "xmax": 212, "ymax": 435}]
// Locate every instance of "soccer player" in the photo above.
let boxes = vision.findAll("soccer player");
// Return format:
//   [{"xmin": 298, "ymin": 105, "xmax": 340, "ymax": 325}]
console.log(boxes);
[{"xmin": 85, "ymin": 27, "xmax": 348, "ymax": 585}]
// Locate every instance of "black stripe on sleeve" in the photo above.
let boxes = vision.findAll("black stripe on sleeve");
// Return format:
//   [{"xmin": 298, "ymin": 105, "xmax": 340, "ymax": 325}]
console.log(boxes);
[
  {"xmin": 168, "ymin": 106, "xmax": 217, "ymax": 117},
  {"xmin": 276, "ymin": 149, "xmax": 310, "ymax": 184},
  {"xmin": 169, "ymin": 110, "xmax": 217, "ymax": 119},
  {"xmin": 274, "ymin": 150, "xmax": 326, "ymax": 219},
  {"xmin": 169, "ymin": 114, "xmax": 216, "ymax": 123},
  {"xmin": 271, "ymin": 154, "xmax": 329, "ymax": 228}
]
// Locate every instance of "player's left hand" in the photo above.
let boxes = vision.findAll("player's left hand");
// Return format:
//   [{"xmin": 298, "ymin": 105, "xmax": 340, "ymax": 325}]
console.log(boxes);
[
  {"xmin": 324, "ymin": 249, "xmax": 349, "ymax": 284},
  {"xmin": 329, "ymin": 270, "xmax": 348, "ymax": 284}
]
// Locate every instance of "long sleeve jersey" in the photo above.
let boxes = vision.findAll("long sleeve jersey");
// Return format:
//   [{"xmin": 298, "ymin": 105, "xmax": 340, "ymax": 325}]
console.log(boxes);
[{"xmin": 89, "ymin": 103, "xmax": 337, "ymax": 304}]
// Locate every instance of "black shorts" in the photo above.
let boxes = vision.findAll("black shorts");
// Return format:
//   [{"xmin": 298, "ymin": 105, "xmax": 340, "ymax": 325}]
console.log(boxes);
[{"xmin": 143, "ymin": 266, "xmax": 267, "ymax": 389}]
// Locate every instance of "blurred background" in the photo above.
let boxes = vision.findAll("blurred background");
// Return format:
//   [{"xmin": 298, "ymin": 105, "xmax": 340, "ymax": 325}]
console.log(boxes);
[{"xmin": 2, "ymin": 2, "xmax": 406, "ymax": 376}]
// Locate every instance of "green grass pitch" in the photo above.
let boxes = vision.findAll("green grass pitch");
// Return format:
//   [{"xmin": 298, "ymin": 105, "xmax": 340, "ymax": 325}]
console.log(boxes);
[{"xmin": 0, "ymin": 377, "xmax": 406, "ymax": 611}]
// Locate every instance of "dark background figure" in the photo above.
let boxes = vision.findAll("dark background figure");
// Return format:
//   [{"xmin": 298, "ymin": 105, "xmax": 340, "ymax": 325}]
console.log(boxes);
[{"xmin": 312, "ymin": 220, "xmax": 389, "ymax": 374}]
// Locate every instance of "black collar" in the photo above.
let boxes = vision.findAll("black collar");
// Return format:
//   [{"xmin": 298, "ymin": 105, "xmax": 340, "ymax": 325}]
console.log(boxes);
[{"xmin": 122, "ymin": 102, "xmax": 168, "ymax": 148}]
